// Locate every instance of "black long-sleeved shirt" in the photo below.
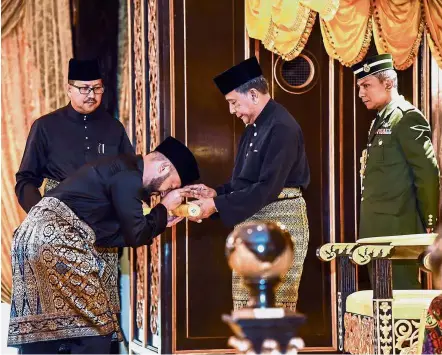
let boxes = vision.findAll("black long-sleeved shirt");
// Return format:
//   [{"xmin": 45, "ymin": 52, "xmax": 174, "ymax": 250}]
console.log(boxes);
[
  {"xmin": 15, "ymin": 103, "xmax": 135, "ymax": 212},
  {"xmin": 214, "ymin": 99, "xmax": 310, "ymax": 227},
  {"xmin": 46, "ymin": 155, "xmax": 167, "ymax": 248}
]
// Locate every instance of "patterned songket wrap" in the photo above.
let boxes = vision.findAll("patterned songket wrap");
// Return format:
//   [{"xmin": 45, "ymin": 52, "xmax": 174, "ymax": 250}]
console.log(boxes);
[
  {"xmin": 8, "ymin": 197, "xmax": 121, "ymax": 345},
  {"xmin": 232, "ymin": 188, "xmax": 309, "ymax": 311}
]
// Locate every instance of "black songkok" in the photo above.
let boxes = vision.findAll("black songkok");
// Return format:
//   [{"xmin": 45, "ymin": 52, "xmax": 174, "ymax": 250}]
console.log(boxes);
[{"xmin": 155, "ymin": 137, "xmax": 200, "ymax": 186}]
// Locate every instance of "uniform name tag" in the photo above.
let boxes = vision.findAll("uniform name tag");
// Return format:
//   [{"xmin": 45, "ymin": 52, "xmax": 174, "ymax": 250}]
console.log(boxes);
[{"xmin": 376, "ymin": 128, "xmax": 392, "ymax": 135}]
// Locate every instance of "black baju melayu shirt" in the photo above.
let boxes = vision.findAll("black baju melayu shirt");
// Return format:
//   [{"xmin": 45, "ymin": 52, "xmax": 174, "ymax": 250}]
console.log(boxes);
[
  {"xmin": 214, "ymin": 99, "xmax": 310, "ymax": 227},
  {"xmin": 46, "ymin": 155, "xmax": 167, "ymax": 248},
  {"xmin": 15, "ymin": 103, "xmax": 135, "ymax": 212}
]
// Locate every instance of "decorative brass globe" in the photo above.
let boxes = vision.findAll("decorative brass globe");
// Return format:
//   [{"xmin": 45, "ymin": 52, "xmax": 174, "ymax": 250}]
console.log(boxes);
[{"xmin": 225, "ymin": 221, "xmax": 294, "ymax": 308}]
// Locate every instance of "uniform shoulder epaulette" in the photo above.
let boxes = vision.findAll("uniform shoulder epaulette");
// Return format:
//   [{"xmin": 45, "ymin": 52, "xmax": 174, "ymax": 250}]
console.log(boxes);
[
  {"xmin": 389, "ymin": 100, "xmax": 421, "ymax": 124},
  {"xmin": 397, "ymin": 100, "xmax": 418, "ymax": 115}
]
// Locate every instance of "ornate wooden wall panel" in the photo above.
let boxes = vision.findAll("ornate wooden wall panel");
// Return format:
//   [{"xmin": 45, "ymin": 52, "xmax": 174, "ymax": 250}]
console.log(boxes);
[
  {"xmin": 128, "ymin": 0, "xmax": 148, "ymax": 348},
  {"xmin": 127, "ymin": 0, "xmax": 438, "ymax": 353},
  {"xmin": 128, "ymin": 0, "xmax": 162, "ymax": 352},
  {"xmin": 172, "ymin": 0, "xmax": 246, "ymax": 351}
]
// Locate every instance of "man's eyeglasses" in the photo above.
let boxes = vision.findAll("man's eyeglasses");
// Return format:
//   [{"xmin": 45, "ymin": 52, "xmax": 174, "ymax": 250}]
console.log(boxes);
[{"xmin": 70, "ymin": 84, "xmax": 105, "ymax": 95}]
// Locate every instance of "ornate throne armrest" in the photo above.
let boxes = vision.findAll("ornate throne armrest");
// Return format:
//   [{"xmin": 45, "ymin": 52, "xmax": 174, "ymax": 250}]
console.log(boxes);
[
  {"xmin": 351, "ymin": 233, "xmax": 437, "ymax": 265},
  {"xmin": 316, "ymin": 243, "xmax": 358, "ymax": 262}
]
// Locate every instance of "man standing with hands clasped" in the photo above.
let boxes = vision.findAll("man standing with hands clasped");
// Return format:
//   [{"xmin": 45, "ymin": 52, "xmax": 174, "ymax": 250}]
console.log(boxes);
[
  {"xmin": 15, "ymin": 58, "xmax": 134, "ymax": 212},
  {"xmin": 352, "ymin": 53, "xmax": 440, "ymax": 289}
]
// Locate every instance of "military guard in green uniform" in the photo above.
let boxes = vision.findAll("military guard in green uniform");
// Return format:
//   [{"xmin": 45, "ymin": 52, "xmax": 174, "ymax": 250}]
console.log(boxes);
[{"xmin": 352, "ymin": 53, "xmax": 440, "ymax": 289}]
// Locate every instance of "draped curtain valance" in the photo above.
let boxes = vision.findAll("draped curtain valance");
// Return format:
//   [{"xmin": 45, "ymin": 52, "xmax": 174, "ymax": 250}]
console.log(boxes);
[{"xmin": 246, "ymin": 0, "xmax": 442, "ymax": 69}]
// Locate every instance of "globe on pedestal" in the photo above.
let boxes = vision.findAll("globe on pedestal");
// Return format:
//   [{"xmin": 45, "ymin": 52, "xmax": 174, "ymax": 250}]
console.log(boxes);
[{"xmin": 225, "ymin": 221, "xmax": 294, "ymax": 308}]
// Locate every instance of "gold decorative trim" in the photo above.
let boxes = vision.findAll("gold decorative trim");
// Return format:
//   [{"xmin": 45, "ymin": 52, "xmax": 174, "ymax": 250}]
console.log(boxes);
[
  {"xmin": 372, "ymin": 300, "xmax": 395, "ymax": 355},
  {"xmin": 372, "ymin": 0, "xmax": 424, "ymax": 70},
  {"xmin": 134, "ymin": 0, "xmax": 146, "ymax": 156},
  {"xmin": 394, "ymin": 319, "xmax": 420, "ymax": 354},
  {"xmin": 338, "ymin": 292, "xmax": 344, "ymax": 351},
  {"xmin": 350, "ymin": 245, "xmax": 394, "ymax": 265},
  {"xmin": 147, "ymin": 0, "xmax": 161, "ymax": 338},
  {"xmin": 319, "ymin": 4, "xmax": 373, "ymax": 67},
  {"xmin": 344, "ymin": 310, "xmax": 421, "ymax": 355},
  {"xmin": 262, "ymin": 5, "xmax": 316, "ymax": 61},
  {"xmin": 281, "ymin": 10, "xmax": 317, "ymax": 61},
  {"xmin": 150, "ymin": 234, "xmax": 160, "ymax": 335},
  {"xmin": 313, "ymin": 0, "xmax": 340, "ymax": 21},
  {"xmin": 132, "ymin": 0, "xmax": 148, "ymax": 345},
  {"xmin": 136, "ymin": 247, "xmax": 146, "ymax": 331},
  {"xmin": 316, "ymin": 243, "xmax": 358, "ymax": 262},
  {"xmin": 148, "ymin": 0, "xmax": 160, "ymax": 151}
]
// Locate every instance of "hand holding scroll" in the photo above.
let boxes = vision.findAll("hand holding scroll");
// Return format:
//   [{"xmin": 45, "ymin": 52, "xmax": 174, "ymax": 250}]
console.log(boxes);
[
  {"xmin": 170, "ymin": 203, "xmax": 201, "ymax": 217},
  {"xmin": 160, "ymin": 185, "xmax": 218, "ymax": 224},
  {"xmin": 188, "ymin": 198, "xmax": 217, "ymax": 220}
]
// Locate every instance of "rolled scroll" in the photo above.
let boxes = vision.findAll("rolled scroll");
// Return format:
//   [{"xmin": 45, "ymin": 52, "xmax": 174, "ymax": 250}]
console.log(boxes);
[{"xmin": 170, "ymin": 203, "xmax": 201, "ymax": 217}]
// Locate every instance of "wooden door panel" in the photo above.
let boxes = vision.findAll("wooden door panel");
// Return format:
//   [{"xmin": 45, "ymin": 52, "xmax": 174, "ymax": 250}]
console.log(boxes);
[{"xmin": 173, "ymin": 0, "xmax": 245, "ymax": 351}]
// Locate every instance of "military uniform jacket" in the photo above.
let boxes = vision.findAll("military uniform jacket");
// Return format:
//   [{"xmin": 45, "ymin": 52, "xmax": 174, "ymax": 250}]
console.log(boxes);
[{"xmin": 359, "ymin": 96, "xmax": 440, "ymax": 238}]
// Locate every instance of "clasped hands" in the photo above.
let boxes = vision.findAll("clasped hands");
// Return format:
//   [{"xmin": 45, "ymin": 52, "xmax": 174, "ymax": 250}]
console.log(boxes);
[{"xmin": 160, "ymin": 184, "xmax": 217, "ymax": 227}]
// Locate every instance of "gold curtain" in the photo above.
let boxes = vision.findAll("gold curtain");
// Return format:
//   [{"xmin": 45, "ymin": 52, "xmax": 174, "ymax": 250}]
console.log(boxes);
[
  {"xmin": 247, "ymin": 0, "xmax": 442, "ymax": 70},
  {"xmin": 117, "ymin": 0, "xmax": 131, "ymax": 136},
  {"xmin": 371, "ymin": 0, "xmax": 424, "ymax": 70},
  {"xmin": 1, "ymin": 0, "xmax": 72, "ymax": 302},
  {"xmin": 300, "ymin": 0, "xmax": 339, "ymax": 21},
  {"xmin": 245, "ymin": 0, "xmax": 273, "ymax": 41},
  {"xmin": 424, "ymin": 0, "xmax": 442, "ymax": 69},
  {"xmin": 264, "ymin": 1, "xmax": 317, "ymax": 61},
  {"xmin": 245, "ymin": 0, "xmax": 339, "ymax": 61},
  {"xmin": 320, "ymin": 0, "xmax": 373, "ymax": 66},
  {"xmin": 1, "ymin": 0, "xmax": 25, "ymax": 38}
]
